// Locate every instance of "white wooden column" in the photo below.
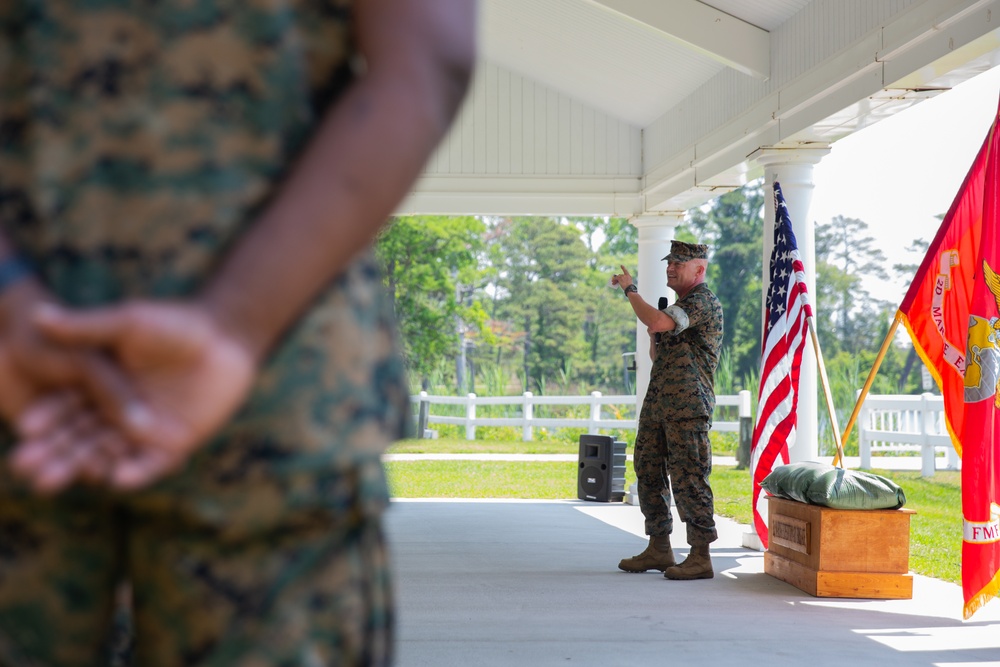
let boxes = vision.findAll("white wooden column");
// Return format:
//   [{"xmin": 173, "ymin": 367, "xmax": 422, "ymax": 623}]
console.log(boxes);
[
  {"xmin": 630, "ymin": 214, "xmax": 683, "ymax": 406},
  {"xmin": 749, "ymin": 146, "xmax": 830, "ymax": 463}
]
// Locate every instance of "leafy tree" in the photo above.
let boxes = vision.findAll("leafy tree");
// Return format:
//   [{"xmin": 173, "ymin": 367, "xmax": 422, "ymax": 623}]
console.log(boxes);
[
  {"xmin": 686, "ymin": 182, "xmax": 765, "ymax": 384},
  {"xmin": 893, "ymin": 236, "xmax": 931, "ymax": 279},
  {"xmin": 573, "ymin": 217, "xmax": 639, "ymax": 389},
  {"xmin": 481, "ymin": 217, "xmax": 592, "ymax": 391},
  {"xmin": 376, "ymin": 207, "xmax": 930, "ymax": 407},
  {"xmin": 811, "ymin": 216, "xmax": 929, "ymax": 445},
  {"xmin": 814, "ymin": 215, "xmax": 894, "ymax": 356},
  {"xmin": 376, "ymin": 215, "xmax": 488, "ymax": 387},
  {"xmin": 572, "ymin": 216, "xmax": 638, "ymax": 259}
]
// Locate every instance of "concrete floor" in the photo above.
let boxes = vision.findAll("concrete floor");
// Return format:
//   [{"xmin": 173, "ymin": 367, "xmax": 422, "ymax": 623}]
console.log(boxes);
[{"xmin": 386, "ymin": 499, "xmax": 1000, "ymax": 667}]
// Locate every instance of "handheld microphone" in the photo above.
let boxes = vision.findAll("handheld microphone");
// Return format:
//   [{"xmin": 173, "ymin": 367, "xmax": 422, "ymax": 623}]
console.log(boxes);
[{"xmin": 655, "ymin": 297, "xmax": 668, "ymax": 344}]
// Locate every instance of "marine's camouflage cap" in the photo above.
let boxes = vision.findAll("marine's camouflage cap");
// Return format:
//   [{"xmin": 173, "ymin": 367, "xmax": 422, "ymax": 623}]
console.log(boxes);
[{"xmin": 662, "ymin": 240, "xmax": 709, "ymax": 262}]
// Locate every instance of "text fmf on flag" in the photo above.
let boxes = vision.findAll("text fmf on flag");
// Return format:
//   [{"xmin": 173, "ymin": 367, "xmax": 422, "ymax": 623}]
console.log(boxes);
[
  {"xmin": 751, "ymin": 182, "xmax": 813, "ymax": 549},
  {"xmin": 898, "ymin": 96, "xmax": 1000, "ymax": 619}
]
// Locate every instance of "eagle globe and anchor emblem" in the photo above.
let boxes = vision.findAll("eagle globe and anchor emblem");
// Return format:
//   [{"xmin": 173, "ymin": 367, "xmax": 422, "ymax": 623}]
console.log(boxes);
[
  {"xmin": 964, "ymin": 260, "xmax": 1000, "ymax": 408},
  {"xmin": 962, "ymin": 259, "xmax": 1000, "ymax": 546}
]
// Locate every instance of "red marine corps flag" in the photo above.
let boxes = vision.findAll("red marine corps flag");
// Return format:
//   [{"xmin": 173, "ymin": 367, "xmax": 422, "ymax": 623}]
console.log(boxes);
[
  {"xmin": 898, "ymin": 97, "xmax": 1000, "ymax": 619},
  {"xmin": 751, "ymin": 182, "xmax": 813, "ymax": 549}
]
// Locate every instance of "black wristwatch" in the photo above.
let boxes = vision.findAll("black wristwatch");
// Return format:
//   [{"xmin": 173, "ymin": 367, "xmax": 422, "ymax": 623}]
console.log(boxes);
[{"xmin": 623, "ymin": 284, "xmax": 638, "ymax": 295}]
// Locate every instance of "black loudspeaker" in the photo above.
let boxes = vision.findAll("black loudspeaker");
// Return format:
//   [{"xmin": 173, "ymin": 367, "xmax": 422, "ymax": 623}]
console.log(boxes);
[{"xmin": 577, "ymin": 435, "xmax": 626, "ymax": 502}]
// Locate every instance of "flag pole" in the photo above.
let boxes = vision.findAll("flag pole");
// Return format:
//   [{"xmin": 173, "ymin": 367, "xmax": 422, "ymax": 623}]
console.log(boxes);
[
  {"xmin": 806, "ymin": 316, "xmax": 845, "ymax": 467},
  {"xmin": 834, "ymin": 314, "xmax": 900, "ymax": 466}
]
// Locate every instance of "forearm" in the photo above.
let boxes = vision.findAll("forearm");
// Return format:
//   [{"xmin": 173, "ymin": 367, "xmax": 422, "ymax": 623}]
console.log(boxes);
[
  {"xmin": 0, "ymin": 235, "xmax": 50, "ymax": 332},
  {"xmin": 200, "ymin": 0, "xmax": 476, "ymax": 362},
  {"xmin": 0, "ymin": 234, "xmax": 18, "ymax": 261},
  {"xmin": 626, "ymin": 292, "xmax": 675, "ymax": 333}
]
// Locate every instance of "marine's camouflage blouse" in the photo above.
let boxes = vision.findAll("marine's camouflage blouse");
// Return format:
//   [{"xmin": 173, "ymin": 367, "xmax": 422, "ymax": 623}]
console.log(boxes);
[
  {"xmin": 0, "ymin": 1, "xmax": 410, "ymax": 518},
  {"xmin": 643, "ymin": 283, "xmax": 724, "ymax": 423}
]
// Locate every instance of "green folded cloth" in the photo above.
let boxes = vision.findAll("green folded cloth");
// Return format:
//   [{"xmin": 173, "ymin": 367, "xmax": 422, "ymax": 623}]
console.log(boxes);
[{"xmin": 760, "ymin": 461, "xmax": 906, "ymax": 510}]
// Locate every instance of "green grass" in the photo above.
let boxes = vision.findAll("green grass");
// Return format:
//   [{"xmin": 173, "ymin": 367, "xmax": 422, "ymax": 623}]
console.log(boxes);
[
  {"xmin": 389, "ymin": 437, "xmax": 578, "ymax": 455},
  {"xmin": 878, "ymin": 470, "xmax": 962, "ymax": 583},
  {"xmin": 709, "ymin": 466, "xmax": 753, "ymax": 525},
  {"xmin": 386, "ymin": 438, "xmax": 963, "ymax": 584},
  {"xmin": 385, "ymin": 460, "xmax": 637, "ymax": 498}
]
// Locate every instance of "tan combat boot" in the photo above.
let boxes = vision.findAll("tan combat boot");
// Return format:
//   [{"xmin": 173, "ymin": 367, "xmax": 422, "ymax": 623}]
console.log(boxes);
[
  {"xmin": 663, "ymin": 544, "xmax": 713, "ymax": 580},
  {"xmin": 618, "ymin": 535, "xmax": 675, "ymax": 573}
]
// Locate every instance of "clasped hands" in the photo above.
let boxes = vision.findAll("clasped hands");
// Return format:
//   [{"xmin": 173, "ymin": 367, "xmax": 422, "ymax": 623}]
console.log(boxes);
[{"xmin": 0, "ymin": 282, "xmax": 257, "ymax": 494}]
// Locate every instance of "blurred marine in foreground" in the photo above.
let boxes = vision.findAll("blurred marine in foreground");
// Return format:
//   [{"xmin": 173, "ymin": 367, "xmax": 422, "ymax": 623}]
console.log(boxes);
[{"xmin": 0, "ymin": 0, "xmax": 476, "ymax": 664}]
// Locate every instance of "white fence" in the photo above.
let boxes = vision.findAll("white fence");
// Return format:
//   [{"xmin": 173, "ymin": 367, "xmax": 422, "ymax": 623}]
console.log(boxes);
[
  {"xmin": 412, "ymin": 390, "xmax": 752, "ymax": 442},
  {"xmin": 856, "ymin": 391, "xmax": 959, "ymax": 477},
  {"xmin": 412, "ymin": 389, "xmax": 960, "ymax": 478}
]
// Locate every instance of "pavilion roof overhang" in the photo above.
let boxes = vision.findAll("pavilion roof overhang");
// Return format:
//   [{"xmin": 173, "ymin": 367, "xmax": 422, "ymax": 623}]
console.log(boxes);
[{"xmin": 399, "ymin": 0, "xmax": 1000, "ymax": 219}]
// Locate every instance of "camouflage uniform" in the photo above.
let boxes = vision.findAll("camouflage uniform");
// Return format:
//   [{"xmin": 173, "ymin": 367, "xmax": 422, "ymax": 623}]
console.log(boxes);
[
  {"xmin": 634, "ymin": 282, "xmax": 723, "ymax": 547},
  {"xmin": 0, "ymin": 2, "xmax": 408, "ymax": 665}
]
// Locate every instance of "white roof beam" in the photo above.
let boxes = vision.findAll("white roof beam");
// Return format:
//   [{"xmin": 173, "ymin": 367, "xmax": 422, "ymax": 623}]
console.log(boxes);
[{"xmin": 587, "ymin": 0, "xmax": 770, "ymax": 80}]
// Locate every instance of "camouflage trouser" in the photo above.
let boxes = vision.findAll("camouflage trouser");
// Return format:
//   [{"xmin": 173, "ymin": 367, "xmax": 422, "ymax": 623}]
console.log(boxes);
[
  {"xmin": 633, "ymin": 417, "xmax": 717, "ymax": 547},
  {"xmin": 0, "ymin": 464, "xmax": 393, "ymax": 667}
]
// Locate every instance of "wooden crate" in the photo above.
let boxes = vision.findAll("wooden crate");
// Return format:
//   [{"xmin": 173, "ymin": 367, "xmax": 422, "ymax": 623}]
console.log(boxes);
[{"xmin": 764, "ymin": 496, "xmax": 915, "ymax": 599}]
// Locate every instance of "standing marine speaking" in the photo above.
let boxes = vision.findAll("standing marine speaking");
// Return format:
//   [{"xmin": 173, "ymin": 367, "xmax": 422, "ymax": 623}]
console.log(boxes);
[{"xmin": 610, "ymin": 240, "xmax": 724, "ymax": 580}]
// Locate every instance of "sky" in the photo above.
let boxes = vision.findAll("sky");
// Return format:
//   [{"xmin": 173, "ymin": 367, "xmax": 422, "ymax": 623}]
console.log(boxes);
[{"xmin": 809, "ymin": 64, "xmax": 1000, "ymax": 306}]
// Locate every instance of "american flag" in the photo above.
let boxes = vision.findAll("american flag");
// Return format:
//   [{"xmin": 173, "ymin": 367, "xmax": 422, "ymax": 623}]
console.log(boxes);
[{"xmin": 751, "ymin": 182, "xmax": 814, "ymax": 548}]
